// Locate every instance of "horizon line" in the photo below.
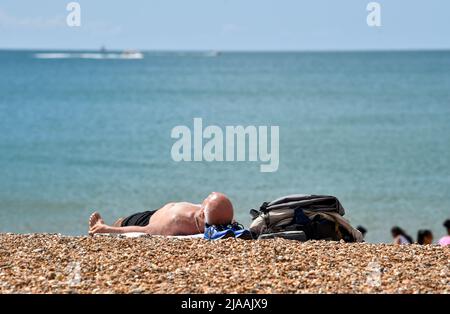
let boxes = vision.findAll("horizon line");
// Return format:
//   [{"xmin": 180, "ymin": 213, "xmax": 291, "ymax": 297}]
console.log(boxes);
[{"xmin": 1, "ymin": 47, "xmax": 450, "ymax": 53}]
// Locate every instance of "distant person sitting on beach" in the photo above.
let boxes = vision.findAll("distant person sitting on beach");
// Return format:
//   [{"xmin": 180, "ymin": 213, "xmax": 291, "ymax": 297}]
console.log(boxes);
[
  {"xmin": 391, "ymin": 226, "xmax": 413, "ymax": 245},
  {"xmin": 438, "ymin": 219, "xmax": 450, "ymax": 247},
  {"xmin": 88, "ymin": 192, "xmax": 233, "ymax": 236},
  {"xmin": 356, "ymin": 226, "xmax": 367, "ymax": 240},
  {"xmin": 417, "ymin": 229, "xmax": 433, "ymax": 245}
]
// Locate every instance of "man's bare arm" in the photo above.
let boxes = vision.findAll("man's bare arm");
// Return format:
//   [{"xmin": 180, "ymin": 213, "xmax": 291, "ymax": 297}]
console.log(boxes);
[{"xmin": 90, "ymin": 224, "xmax": 153, "ymax": 235}]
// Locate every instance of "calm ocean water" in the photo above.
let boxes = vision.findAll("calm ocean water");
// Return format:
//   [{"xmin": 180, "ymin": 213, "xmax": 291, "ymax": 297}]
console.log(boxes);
[{"xmin": 0, "ymin": 50, "xmax": 449, "ymax": 242}]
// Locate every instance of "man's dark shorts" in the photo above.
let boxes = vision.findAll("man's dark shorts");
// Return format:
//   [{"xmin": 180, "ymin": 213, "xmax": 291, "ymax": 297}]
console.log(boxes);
[{"xmin": 120, "ymin": 210, "xmax": 158, "ymax": 227}]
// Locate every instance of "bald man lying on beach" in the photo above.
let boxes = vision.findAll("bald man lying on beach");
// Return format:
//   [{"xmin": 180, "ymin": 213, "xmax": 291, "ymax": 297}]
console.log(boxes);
[{"xmin": 88, "ymin": 192, "xmax": 234, "ymax": 236}]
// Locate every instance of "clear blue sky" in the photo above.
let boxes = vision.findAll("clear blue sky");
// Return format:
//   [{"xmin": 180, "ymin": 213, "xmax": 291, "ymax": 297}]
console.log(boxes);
[{"xmin": 1, "ymin": 0, "xmax": 449, "ymax": 51}]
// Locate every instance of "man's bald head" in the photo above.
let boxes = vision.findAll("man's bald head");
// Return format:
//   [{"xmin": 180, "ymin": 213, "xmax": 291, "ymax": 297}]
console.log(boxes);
[{"xmin": 201, "ymin": 192, "xmax": 234, "ymax": 225}]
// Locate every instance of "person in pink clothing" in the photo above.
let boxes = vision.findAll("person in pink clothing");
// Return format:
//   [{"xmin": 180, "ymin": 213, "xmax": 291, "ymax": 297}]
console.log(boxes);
[{"xmin": 438, "ymin": 219, "xmax": 450, "ymax": 247}]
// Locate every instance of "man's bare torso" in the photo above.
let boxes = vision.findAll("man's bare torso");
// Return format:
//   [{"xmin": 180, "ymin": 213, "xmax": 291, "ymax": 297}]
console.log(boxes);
[
  {"xmin": 148, "ymin": 202, "xmax": 203, "ymax": 235},
  {"xmin": 89, "ymin": 192, "xmax": 233, "ymax": 236}
]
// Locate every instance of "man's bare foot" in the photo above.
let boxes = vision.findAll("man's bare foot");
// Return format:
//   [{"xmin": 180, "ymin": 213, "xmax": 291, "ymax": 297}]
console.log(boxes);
[
  {"xmin": 89, "ymin": 212, "xmax": 104, "ymax": 228},
  {"xmin": 89, "ymin": 212, "xmax": 108, "ymax": 235}
]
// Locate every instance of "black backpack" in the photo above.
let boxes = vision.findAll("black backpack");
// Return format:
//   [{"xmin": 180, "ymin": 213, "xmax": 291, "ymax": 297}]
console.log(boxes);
[{"xmin": 249, "ymin": 194, "xmax": 363, "ymax": 242}]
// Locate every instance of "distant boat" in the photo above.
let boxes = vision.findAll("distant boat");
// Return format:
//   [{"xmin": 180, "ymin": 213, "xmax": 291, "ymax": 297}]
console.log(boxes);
[
  {"xmin": 121, "ymin": 50, "xmax": 144, "ymax": 59},
  {"xmin": 205, "ymin": 50, "xmax": 220, "ymax": 57},
  {"xmin": 34, "ymin": 48, "xmax": 144, "ymax": 60}
]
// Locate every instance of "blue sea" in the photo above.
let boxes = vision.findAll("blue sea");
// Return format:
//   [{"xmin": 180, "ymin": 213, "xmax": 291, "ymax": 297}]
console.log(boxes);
[{"xmin": 0, "ymin": 50, "xmax": 449, "ymax": 243}]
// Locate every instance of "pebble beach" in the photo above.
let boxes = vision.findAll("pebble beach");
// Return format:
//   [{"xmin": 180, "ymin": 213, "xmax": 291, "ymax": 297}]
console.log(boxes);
[{"xmin": 0, "ymin": 233, "xmax": 448, "ymax": 294}]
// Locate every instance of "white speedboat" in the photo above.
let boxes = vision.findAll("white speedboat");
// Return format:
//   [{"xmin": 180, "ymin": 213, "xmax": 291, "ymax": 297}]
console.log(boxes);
[{"xmin": 120, "ymin": 50, "xmax": 144, "ymax": 59}]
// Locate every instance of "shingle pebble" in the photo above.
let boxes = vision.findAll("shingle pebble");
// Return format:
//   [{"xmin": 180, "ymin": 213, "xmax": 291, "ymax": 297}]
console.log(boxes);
[{"xmin": 0, "ymin": 234, "xmax": 448, "ymax": 293}]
